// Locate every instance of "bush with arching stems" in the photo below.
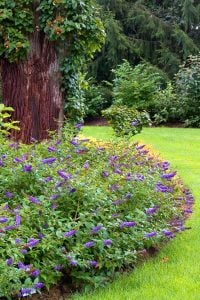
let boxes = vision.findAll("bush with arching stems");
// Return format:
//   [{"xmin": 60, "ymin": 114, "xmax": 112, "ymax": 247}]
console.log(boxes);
[{"xmin": 0, "ymin": 123, "xmax": 193, "ymax": 298}]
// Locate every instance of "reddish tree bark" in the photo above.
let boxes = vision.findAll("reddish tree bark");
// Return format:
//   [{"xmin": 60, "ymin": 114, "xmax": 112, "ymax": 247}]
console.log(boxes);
[{"xmin": 0, "ymin": 30, "xmax": 63, "ymax": 143}]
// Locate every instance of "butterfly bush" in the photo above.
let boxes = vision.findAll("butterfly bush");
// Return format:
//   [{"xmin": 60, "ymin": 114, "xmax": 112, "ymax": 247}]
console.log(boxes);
[{"xmin": 0, "ymin": 126, "xmax": 193, "ymax": 298}]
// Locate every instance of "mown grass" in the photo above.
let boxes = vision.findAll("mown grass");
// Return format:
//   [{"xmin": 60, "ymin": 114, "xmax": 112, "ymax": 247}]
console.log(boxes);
[{"xmin": 73, "ymin": 126, "xmax": 200, "ymax": 300}]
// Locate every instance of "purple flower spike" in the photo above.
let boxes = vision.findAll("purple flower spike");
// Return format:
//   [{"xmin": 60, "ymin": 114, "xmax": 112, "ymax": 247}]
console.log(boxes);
[
  {"xmin": 145, "ymin": 231, "xmax": 157, "ymax": 238},
  {"xmin": 64, "ymin": 229, "xmax": 77, "ymax": 237},
  {"xmin": 15, "ymin": 215, "xmax": 21, "ymax": 227},
  {"xmin": 57, "ymin": 170, "xmax": 72, "ymax": 180},
  {"xmin": 47, "ymin": 146, "xmax": 57, "ymax": 152},
  {"xmin": 41, "ymin": 157, "xmax": 56, "ymax": 165},
  {"xmin": 19, "ymin": 288, "xmax": 36, "ymax": 297},
  {"xmin": 89, "ymin": 260, "xmax": 98, "ymax": 267},
  {"xmin": 131, "ymin": 119, "xmax": 139, "ymax": 126},
  {"xmin": 31, "ymin": 269, "xmax": 40, "ymax": 277},
  {"xmin": 161, "ymin": 172, "xmax": 176, "ymax": 181},
  {"xmin": 84, "ymin": 241, "xmax": 95, "ymax": 248},
  {"xmin": 34, "ymin": 282, "xmax": 45, "ymax": 289},
  {"xmin": 28, "ymin": 196, "xmax": 41, "ymax": 204},
  {"xmin": 146, "ymin": 206, "xmax": 158, "ymax": 215},
  {"xmin": 0, "ymin": 217, "xmax": 8, "ymax": 223},
  {"xmin": 0, "ymin": 160, "xmax": 4, "ymax": 167},
  {"xmin": 162, "ymin": 230, "xmax": 173, "ymax": 237},
  {"xmin": 6, "ymin": 258, "xmax": 13, "ymax": 266},
  {"xmin": 4, "ymin": 191, "xmax": 13, "ymax": 198},
  {"xmin": 15, "ymin": 238, "xmax": 21, "ymax": 245},
  {"xmin": 27, "ymin": 238, "xmax": 40, "ymax": 248},
  {"xmin": 75, "ymin": 123, "xmax": 83, "ymax": 130},
  {"xmin": 70, "ymin": 259, "xmax": 77, "ymax": 266},
  {"xmin": 120, "ymin": 221, "xmax": 136, "ymax": 229},
  {"xmin": 54, "ymin": 265, "xmax": 64, "ymax": 271},
  {"xmin": 22, "ymin": 164, "xmax": 32, "ymax": 172},
  {"xmin": 102, "ymin": 170, "xmax": 109, "ymax": 178},
  {"xmin": 103, "ymin": 239, "xmax": 112, "ymax": 246},
  {"xmin": 91, "ymin": 225, "xmax": 102, "ymax": 234},
  {"xmin": 21, "ymin": 249, "xmax": 28, "ymax": 255}
]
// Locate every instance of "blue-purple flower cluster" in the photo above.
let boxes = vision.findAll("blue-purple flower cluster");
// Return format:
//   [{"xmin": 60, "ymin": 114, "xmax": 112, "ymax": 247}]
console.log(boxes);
[{"xmin": 0, "ymin": 132, "xmax": 193, "ymax": 297}]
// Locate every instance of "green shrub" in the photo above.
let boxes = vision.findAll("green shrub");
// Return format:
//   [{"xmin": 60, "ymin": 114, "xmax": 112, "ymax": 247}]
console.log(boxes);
[
  {"xmin": 0, "ymin": 125, "xmax": 192, "ymax": 298},
  {"xmin": 112, "ymin": 60, "xmax": 167, "ymax": 110},
  {"xmin": 0, "ymin": 104, "xmax": 19, "ymax": 135},
  {"xmin": 84, "ymin": 81, "xmax": 113, "ymax": 118},
  {"xmin": 102, "ymin": 105, "xmax": 151, "ymax": 137},
  {"xmin": 174, "ymin": 54, "xmax": 200, "ymax": 127},
  {"xmin": 152, "ymin": 83, "xmax": 179, "ymax": 125}
]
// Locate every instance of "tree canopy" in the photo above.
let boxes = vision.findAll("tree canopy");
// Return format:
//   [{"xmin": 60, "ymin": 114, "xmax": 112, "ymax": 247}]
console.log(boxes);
[{"xmin": 90, "ymin": 0, "xmax": 200, "ymax": 81}]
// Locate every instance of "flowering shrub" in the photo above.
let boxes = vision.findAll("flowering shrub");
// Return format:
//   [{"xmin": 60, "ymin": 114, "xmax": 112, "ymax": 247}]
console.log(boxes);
[
  {"xmin": 102, "ymin": 105, "xmax": 151, "ymax": 137},
  {"xmin": 0, "ymin": 126, "xmax": 193, "ymax": 298}
]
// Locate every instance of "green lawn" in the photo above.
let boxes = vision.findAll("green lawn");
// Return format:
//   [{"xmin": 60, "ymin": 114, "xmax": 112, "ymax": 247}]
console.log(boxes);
[{"xmin": 73, "ymin": 126, "xmax": 200, "ymax": 300}]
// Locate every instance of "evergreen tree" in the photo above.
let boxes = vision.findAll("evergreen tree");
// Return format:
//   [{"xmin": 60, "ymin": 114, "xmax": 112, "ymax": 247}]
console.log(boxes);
[{"xmin": 91, "ymin": 0, "xmax": 200, "ymax": 81}]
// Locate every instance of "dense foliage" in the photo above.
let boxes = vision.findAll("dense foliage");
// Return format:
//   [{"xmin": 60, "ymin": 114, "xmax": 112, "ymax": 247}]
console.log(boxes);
[
  {"xmin": 0, "ymin": 0, "xmax": 105, "ymax": 122},
  {"xmin": 102, "ymin": 105, "xmax": 151, "ymax": 137},
  {"xmin": 90, "ymin": 0, "xmax": 200, "ymax": 81},
  {"xmin": 0, "ymin": 104, "xmax": 19, "ymax": 135},
  {"xmin": 0, "ymin": 124, "xmax": 193, "ymax": 298},
  {"xmin": 174, "ymin": 54, "xmax": 200, "ymax": 127}
]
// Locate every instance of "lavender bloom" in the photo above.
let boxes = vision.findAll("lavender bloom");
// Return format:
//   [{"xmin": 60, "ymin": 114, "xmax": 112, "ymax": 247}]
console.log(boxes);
[
  {"xmin": 19, "ymin": 288, "xmax": 36, "ymax": 297},
  {"xmin": 13, "ymin": 157, "xmax": 23, "ymax": 163},
  {"xmin": 15, "ymin": 238, "xmax": 21, "ymax": 245},
  {"xmin": 31, "ymin": 269, "xmax": 40, "ymax": 277},
  {"xmin": 64, "ymin": 229, "xmax": 77, "ymax": 237},
  {"xmin": 161, "ymin": 161, "xmax": 170, "ymax": 171},
  {"xmin": 125, "ymin": 193, "xmax": 132, "ymax": 199},
  {"xmin": 70, "ymin": 138, "xmax": 79, "ymax": 146},
  {"xmin": 9, "ymin": 142, "xmax": 19, "ymax": 149},
  {"xmin": 69, "ymin": 187, "xmax": 76, "ymax": 193},
  {"xmin": 91, "ymin": 225, "xmax": 102, "ymax": 234},
  {"xmin": 52, "ymin": 203, "xmax": 58, "ymax": 210},
  {"xmin": 57, "ymin": 170, "xmax": 72, "ymax": 180},
  {"xmin": 155, "ymin": 182, "xmax": 172, "ymax": 193},
  {"xmin": 84, "ymin": 241, "xmax": 95, "ymax": 248},
  {"xmin": 75, "ymin": 123, "xmax": 83, "ymax": 130},
  {"xmin": 70, "ymin": 259, "xmax": 77, "ymax": 266},
  {"xmin": 21, "ymin": 249, "xmax": 28, "ymax": 255},
  {"xmin": 43, "ymin": 176, "xmax": 53, "ymax": 182},
  {"xmin": 28, "ymin": 196, "xmax": 41, "ymax": 204},
  {"xmin": 41, "ymin": 157, "xmax": 56, "ymax": 165},
  {"xmin": 102, "ymin": 170, "xmax": 109, "ymax": 177},
  {"xmin": 135, "ymin": 174, "xmax": 145, "ymax": 181},
  {"xmin": 109, "ymin": 184, "xmax": 120, "ymax": 191},
  {"xmin": 55, "ymin": 140, "xmax": 61, "ymax": 145},
  {"xmin": 0, "ymin": 160, "xmax": 4, "ymax": 167},
  {"xmin": 18, "ymin": 262, "xmax": 31, "ymax": 271},
  {"xmin": 37, "ymin": 233, "xmax": 44, "ymax": 240},
  {"xmin": 0, "ymin": 217, "xmax": 8, "ymax": 223},
  {"xmin": 112, "ymin": 199, "xmax": 124, "ymax": 206},
  {"xmin": 22, "ymin": 164, "xmax": 32, "ymax": 172},
  {"xmin": 161, "ymin": 172, "xmax": 176, "ymax": 181},
  {"xmin": 120, "ymin": 221, "xmax": 136, "ymax": 229},
  {"xmin": 6, "ymin": 258, "xmax": 13, "ymax": 266},
  {"xmin": 4, "ymin": 225, "xmax": 15, "ymax": 231},
  {"xmin": 162, "ymin": 230, "xmax": 173, "ymax": 237},
  {"xmin": 27, "ymin": 238, "xmax": 40, "ymax": 248},
  {"xmin": 126, "ymin": 173, "xmax": 133, "ymax": 181},
  {"xmin": 103, "ymin": 239, "xmax": 112, "ymax": 246},
  {"xmin": 47, "ymin": 146, "xmax": 57, "ymax": 152},
  {"xmin": 83, "ymin": 160, "xmax": 89, "ymax": 169},
  {"xmin": 145, "ymin": 231, "xmax": 157, "ymax": 238},
  {"xmin": 146, "ymin": 206, "xmax": 158, "ymax": 215},
  {"xmin": 50, "ymin": 194, "xmax": 59, "ymax": 200},
  {"xmin": 184, "ymin": 209, "xmax": 193, "ymax": 214},
  {"xmin": 113, "ymin": 169, "xmax": 122, "ymax": 175},
  {"xmin": 15, "ymin": 215, "xmax": 21, "ymax": 227},
  {"xmin": 54, "ymin": 265, "xmax": 64, "ymax": 271},
  {"xmin": 131, "ymin": 119, "xmax": 139, "ymax": 126},
  {"xmin": 89, "ymin": 260, "xmax": 98, "ymax": 267},
  {"xmin": 34, "ymin": 282, "xmax": 45, "ymax": 289},
  {"xmin": 4, "ymin": 191, "xmax": 13, "ymax": 198}
]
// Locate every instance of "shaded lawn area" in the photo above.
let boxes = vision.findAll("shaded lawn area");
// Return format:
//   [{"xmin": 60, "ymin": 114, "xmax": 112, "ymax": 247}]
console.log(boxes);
[{"xmin": 73, "ymin": 126, "xmax": 200, "ymax": 300}]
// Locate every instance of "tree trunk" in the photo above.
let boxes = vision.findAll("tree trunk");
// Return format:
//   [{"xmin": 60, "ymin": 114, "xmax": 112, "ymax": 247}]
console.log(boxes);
[{"xmin": 0, "ymin": 31, "xmax": 63, "ymax": 143}]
